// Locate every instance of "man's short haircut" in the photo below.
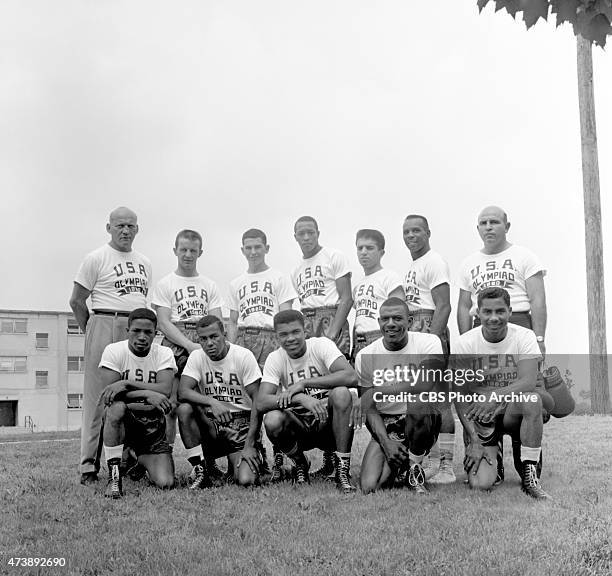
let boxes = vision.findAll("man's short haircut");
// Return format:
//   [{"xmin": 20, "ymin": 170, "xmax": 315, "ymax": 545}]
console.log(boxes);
[
  {"xmin": 128, "ymin": 308, "xmax": 157, "ymax": 328},
  {"xmin": 294, "ymin": 216, "xmax": 319, "ymax": 232},
  {"xmin": 175, "ymin": 229, "xmax": 203, "ymax": 249},
  {"xmin": 196, "ymin": 315, "xmax": 225, "ymax": 333},
  {"xmin": 356, "ymin": 229, "xmax": 385, "ymax": 250},
  {"xmin": 404, "ymin": 214, "xmax": 430, "ymax": 231},
  {"xmin": 273, "ymin": 309, "xmax": 305, "ymax": 330},
  {"xmin": 380, "ymin": 297, "xmax": 410, "ymax": 315},
  {"xmin": 477, "ymin": 287, "xmax": 511, "ymax": 309},
  {"xmin": 242, "ymin": 228, "xmax": 267, "ymax": 245}
]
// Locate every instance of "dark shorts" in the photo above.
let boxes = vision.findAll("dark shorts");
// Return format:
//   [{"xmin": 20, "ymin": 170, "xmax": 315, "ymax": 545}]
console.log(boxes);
[
  {"xmin": 281, "ymin": 402, "xmax": 335, "ymax": 452},
  {"xmin": 350, "ymin": 330, "xmax": 382, "ymax": 365},
  {"xmin": 370, "ymin": 411, "xmax": 442, "ymax": 449},
  {"xmin": 302, "ymin": 306, "xmax": 350, "ymax": 357},
  {"xmin": 409, "ymin": 308, "xmax": 450, "ymax": 356},
  {"xmin": 123, "ymin": 404, "xmax": 171, "ymax": 456},
  {"xmin": 208, "ymin": 411, "xmax": 252, "ymax": 457},
  {"xmin": 161, "ymin": 322, "xmax": 199, "ymax": 375},
  {"xmin": 236, "ymin": 326, "xmax": 278, "ymax": 369}
]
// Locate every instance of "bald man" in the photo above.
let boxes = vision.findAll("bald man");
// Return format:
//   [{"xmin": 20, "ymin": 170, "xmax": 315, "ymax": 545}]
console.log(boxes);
[
  {"xmin": 70, "ymin": 207, "xmax": 152, "ymax": 485},
  {"xmin": 456, "ymin": 205, "xmax": 547, "ymax": 484},
  {"xmin": 457, "ymin": 206, "xmax": 546, "ymax": 349}
]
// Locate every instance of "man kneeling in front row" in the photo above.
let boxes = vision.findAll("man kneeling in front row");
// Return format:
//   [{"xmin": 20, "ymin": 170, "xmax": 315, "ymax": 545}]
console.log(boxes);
[
  {"xmin": 247, "ymin": 310, "xmax": 359, "ymax": 493},
  {"xmin": 100, "ymin": 308, "xmax": 177, "ymax": 499},
  {"xmin": 177, "ymin": 315, "xmax": 263, "ymax": 488},
  {"xmin": 452, "ymin": 287, "xmax": 550, "ymax": 500},
  {"xmin": 357, "ymin": 298, "xmax": 446, "ymax": 494}
]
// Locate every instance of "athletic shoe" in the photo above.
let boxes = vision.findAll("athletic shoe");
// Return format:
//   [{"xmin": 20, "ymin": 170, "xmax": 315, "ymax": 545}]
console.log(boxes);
[
  {"xmin": 189, "ymin": 464, "xmax": 211, "ymax": 490},
  {"xmin": 428, "ymin": 458, "xmax": 456, "ymax": 484},
  {"xmin": 513, "ymin": 440, "xmax": 543, "ymax": 479},
  {"xmin": 205, "ymin": 458, "xmax": 225, "ymax": 483},
  {"xmin": 80, "ymin": 472, "xmax": 98, "ymax": 486},
  {"xmin": 104, "ymin": 462, "xmax": 122, "ymax": 499},
  {"xmin": 126, "ymin": 462, "xmax": 147, "ymax": 482},
  {"xmin": 406, "ymin": 463, "xmax": 428, "ymax": 495},
  {"xmin": 270, "ymin": 451, "xmax": 286, "ymax": 483},
  {"xmin": 292, "ymin": 456, "xmax": 310, "ymax": 485},
  {"xmin": 334, "ymin": 456, "xmax": 356, "ymax": 494},
  {"xmin": 422, "ymin": 456, "xmax": 439, "ymax": 482},
  {"xmin": 520, "ymin": 462, "xmax": 551, "ymax": 500},
  {"xmin": 311, "ymin": 450, "xmax": 335, "ymax": 480}
]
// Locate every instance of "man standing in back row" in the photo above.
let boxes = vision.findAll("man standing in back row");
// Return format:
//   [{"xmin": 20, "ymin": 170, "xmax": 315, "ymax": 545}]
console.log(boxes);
[
  {"xmin": 70, "ymin": 207, "xmax": 152, "ymax": 485},
  {"xmin": 291, "ymin": 216, "xmax": 353, "ymax": 478}
]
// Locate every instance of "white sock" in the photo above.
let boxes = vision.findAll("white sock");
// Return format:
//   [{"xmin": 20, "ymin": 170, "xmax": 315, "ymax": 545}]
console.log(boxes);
[
  {"xmin": 185, "ymin": 446, "xmax": 204, "ymax": 462},
  {"xmin": 520, "ymin": 446, "xmax": 541, "ymax": 463},
  {"xmin": 438, "ymin": 433, "xmax": 455, "ymax": 462},
  {"xmin": 408, "ymin": 450, "xmax": 425, "ymax": 466},
  {"xmin": 104, "ymin": 444, "xmax": 124, "ymax": 462},
  {"xmin": 335, "ymin": 451, "xmax": 351, "ymax": 462}
]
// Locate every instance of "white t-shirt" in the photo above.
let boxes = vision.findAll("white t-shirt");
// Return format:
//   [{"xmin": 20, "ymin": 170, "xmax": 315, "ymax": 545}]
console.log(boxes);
[
  {"xmin": 262, "ymin": 337, "xmax": 343, "ymax": 403},
  {"xmin": 75, "ymin": 244, "xmax": 152, "ymax": 311},
  {"xmin": 353, "ymin": 268, "xmax": 402, "ymax": 333},
  {"xmin": 99, "ymin": 340, "xmax": 176, "ymax": 382},
  {"xmin": 452, "ymin": 324, "xmax": 541, "ymax": 389},
  {"xmin": 228, "ymin": 268, "xmax": 297, "ymax": 328},
  {"xmin": 355, "ymin": 334, "xmax": 443, "ymax": 415},
  {"xmin": 403, "ymin": 250, "xmax": 450, "ymax": 312},
  {"xmin": 458, "ymin": 245, "xmax": 545, "ymax": 315},
  {"xmin": 182, "ymin": 344, "xmax": 262, "ymax": 412},
  {"xmin": 292, "ymin": 247, "xmax": 351, "ymax": 308},
  {"xmin": 151, "ymin": 272, "xmax": 224, "ymax": 323}
]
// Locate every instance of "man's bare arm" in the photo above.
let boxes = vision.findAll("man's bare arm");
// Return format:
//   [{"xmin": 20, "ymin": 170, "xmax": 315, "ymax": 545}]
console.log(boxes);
[
  {"xmin": 457, "ymin": 289, "xmax": 473, "ymax": 335},
  {"xmin": 154, "ymin": 306, "xmax": 200, "ymax": 353},
  {"xmin": 329, "ymin": 273, "xmax": 353, "ymax": 340},
  {"xmin": 429, "ymin": 283, "xmax": 451, "ymax": 336},
  {"xmin": 69, "ymin": 282, "xmax": 91, "ymax": 333}
]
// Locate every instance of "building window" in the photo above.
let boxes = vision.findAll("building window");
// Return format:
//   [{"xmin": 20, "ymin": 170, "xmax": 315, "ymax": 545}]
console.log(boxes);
[
  {"xmin": 67, "ymin": 356, "xmax": 85, "ymax": 372},
  {"xmin": 36, "ymin": 371, "xmax": 48, "ymax": 388},
  {"xmin": 67, "ymin": 393, "xmax": 84, "ymax": 409},
  {"xmin": 0, "ymin": 356, "xmax": 27, "ymax": 372},
  {"xmin": 36, "ymin": 333, "xmax": 49, "ymax": 349},
  {"xmin": 0, "ymin": 318, "xmax": 27, "ymax": 334},
  {"xmin": 67, "ymin": 318, "xmax": 84, "ymax": 335}
]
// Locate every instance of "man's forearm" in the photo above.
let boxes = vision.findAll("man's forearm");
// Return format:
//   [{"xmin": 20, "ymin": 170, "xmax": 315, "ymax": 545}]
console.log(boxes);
[
  {"xmin": 298, "ymin": 369, "xmax": 358, "ymax": 391},
  {"xmin": 365, "ymin": 410, "xmax": 388, "ymax": 446},
  {"xmin": 244, "ymin": 408, "xmax": 263, "ymax": 448},
  {"xmin": 530, "ymin": 302, "xmax": 547, "ymax": 339},
  {"xmin": 457, "ymin": 306, "xmax": 472, "ymax": 335},
  {"xmin": 158, "ymin": 319, "xmax": 197, "ymax": 352},
  {"xmin": 429, "ymin": 303, "xmax": 451, "ymax": 336},
  {"xmin": 177, "ymin": 387, "xmax": 213, "ymax": 407},
  {"xmin": 330, "ymin": 297, "xmax": 353, "ymax": 336},
  {"xmin": 121, "ymin": 378, "xmax": 171, "ymax": 397},
  {"xmin": 70, "ymin": 301, "xmax": 90, "ymax": 333},
  {"xmin": 454, "ymin": 401, "xmax": 479, "ymax": 442}
]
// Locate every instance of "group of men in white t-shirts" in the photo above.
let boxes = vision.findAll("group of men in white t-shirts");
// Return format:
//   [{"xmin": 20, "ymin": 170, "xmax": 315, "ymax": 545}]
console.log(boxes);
[{"xmin": 70, "ymin": 205, "xmax": 554, "ymax": 500}]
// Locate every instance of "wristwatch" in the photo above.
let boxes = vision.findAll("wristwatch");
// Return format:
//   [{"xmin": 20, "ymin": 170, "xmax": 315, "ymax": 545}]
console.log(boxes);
[{"xmin": 536, "ymin": 336, "xmax": 545, "ymax": 342}]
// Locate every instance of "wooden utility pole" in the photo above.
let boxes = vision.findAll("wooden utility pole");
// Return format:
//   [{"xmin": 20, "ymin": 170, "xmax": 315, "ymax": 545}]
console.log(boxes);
[{"xmin": 576, "ymin": 35, "xmax": 610, "ymax": 414}]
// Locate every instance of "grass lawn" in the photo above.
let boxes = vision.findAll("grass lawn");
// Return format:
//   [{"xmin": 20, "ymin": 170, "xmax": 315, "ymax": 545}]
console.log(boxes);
[{"xmin": 1, "ymin": 415, "xmax": 611, "ymax": 576}]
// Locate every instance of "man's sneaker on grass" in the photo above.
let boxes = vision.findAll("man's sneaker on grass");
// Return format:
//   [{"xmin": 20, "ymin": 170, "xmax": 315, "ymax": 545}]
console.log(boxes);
[
  {"xmin": 105, "ymin": 460, "xmax": 123, "ymax": 499},
  {"xmin": 189, "ymin": 464, "xmax": 212, "ymax": 490},
  {"xmin": 271, "ymin": 451, "xmax": 286, "ymax": 482},
  {"xmin": 292, "ymin": 455, "xmax": 310, "ymax": 485},
  {"xmin": 334, "ymin": 455, "xmax": 356, "ymax": 494},
  {"xmin": 429, "ymin": 458, "xmax": 456, "ymax": 484},
  {"xmin": 80, "ymin": 472, "xmax": 98, "ymax": 486},
  {"xmin": 521, "ymin": 462, "xmax": 551, "ymax": 500},
  {"xmin": 312, "ymin": 449, "xmax": 335, "ymax": 480},
  {"xmin": 406, "ymin": 463, "xmax": 428, "ymax": 495}
]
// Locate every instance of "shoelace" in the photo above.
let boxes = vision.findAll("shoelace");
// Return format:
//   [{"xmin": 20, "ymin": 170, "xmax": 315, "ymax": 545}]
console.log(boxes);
[{"xmin": 408, "ymin": 465, "xmax": 425, "ymax": 487}]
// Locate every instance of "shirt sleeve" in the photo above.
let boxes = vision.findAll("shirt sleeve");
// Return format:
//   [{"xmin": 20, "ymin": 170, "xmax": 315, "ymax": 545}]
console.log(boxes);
[
  {"xmin": 228, "ymin": 278, "xmax": 240, "ymax": 312},
  {"xmin": 330, "ymin": 249, "xmax": 352, "ymax": 280},
  {"xmin": 158, "ymin": 346, "xmax": 178, "ymax": 373},
  {"xmin": 519, "ymin": 247, "xmax": 546, "ymax": 280},
  {"xmin": 354, "ymin": 350, "xmax": 373, "ymax": 389},
  {"xmin": 240, "ymin": 349, "xmax": 263, "ymax": 385},
  {"xmin": 74, "ymin": 251, "xmax": 100, "ymax": 292},
  {"xmin": 317, "ymin": 337, "xmax": 344, "ymax": 370},
  {"xmin": 426, "ymin": 254, "xmax": 451, "ymax": 290},
  {"xmin": 150, "ymin": 276, "xmax": 172, "ymax": 309},
  {"xmin": 207, "ymin": 280, "xmax": 225, "ymax": 311},
  {"xmin": 262, "ymin": 351, "xmax": 282, "ymax": 388},
  {"xmin": 182, "ymin": 350, "xmax": 203, "ymax": 382},
  {"xmin": 275, "ymin": 273, "xmax": 298, "ymax": 305},
  {"xmin": 383, "ymin": 270, "xmax": 403, "ymax": 295},
  {"xmin": 99, "ymin": 343, "xmax": 122, "ymax": 372},
  {"xmin": 518, "ymin": 328, "xmax": 542, "ymax": 360},
  {"xmin": 458, "ymin": 257, "xmax": 473, "ymax": 293}
]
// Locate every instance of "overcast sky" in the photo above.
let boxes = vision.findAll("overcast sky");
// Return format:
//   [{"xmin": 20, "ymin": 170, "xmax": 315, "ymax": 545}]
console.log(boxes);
[{"xmin": 0, "ymin": 1, "xmax": 610, "ymax": 355}]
